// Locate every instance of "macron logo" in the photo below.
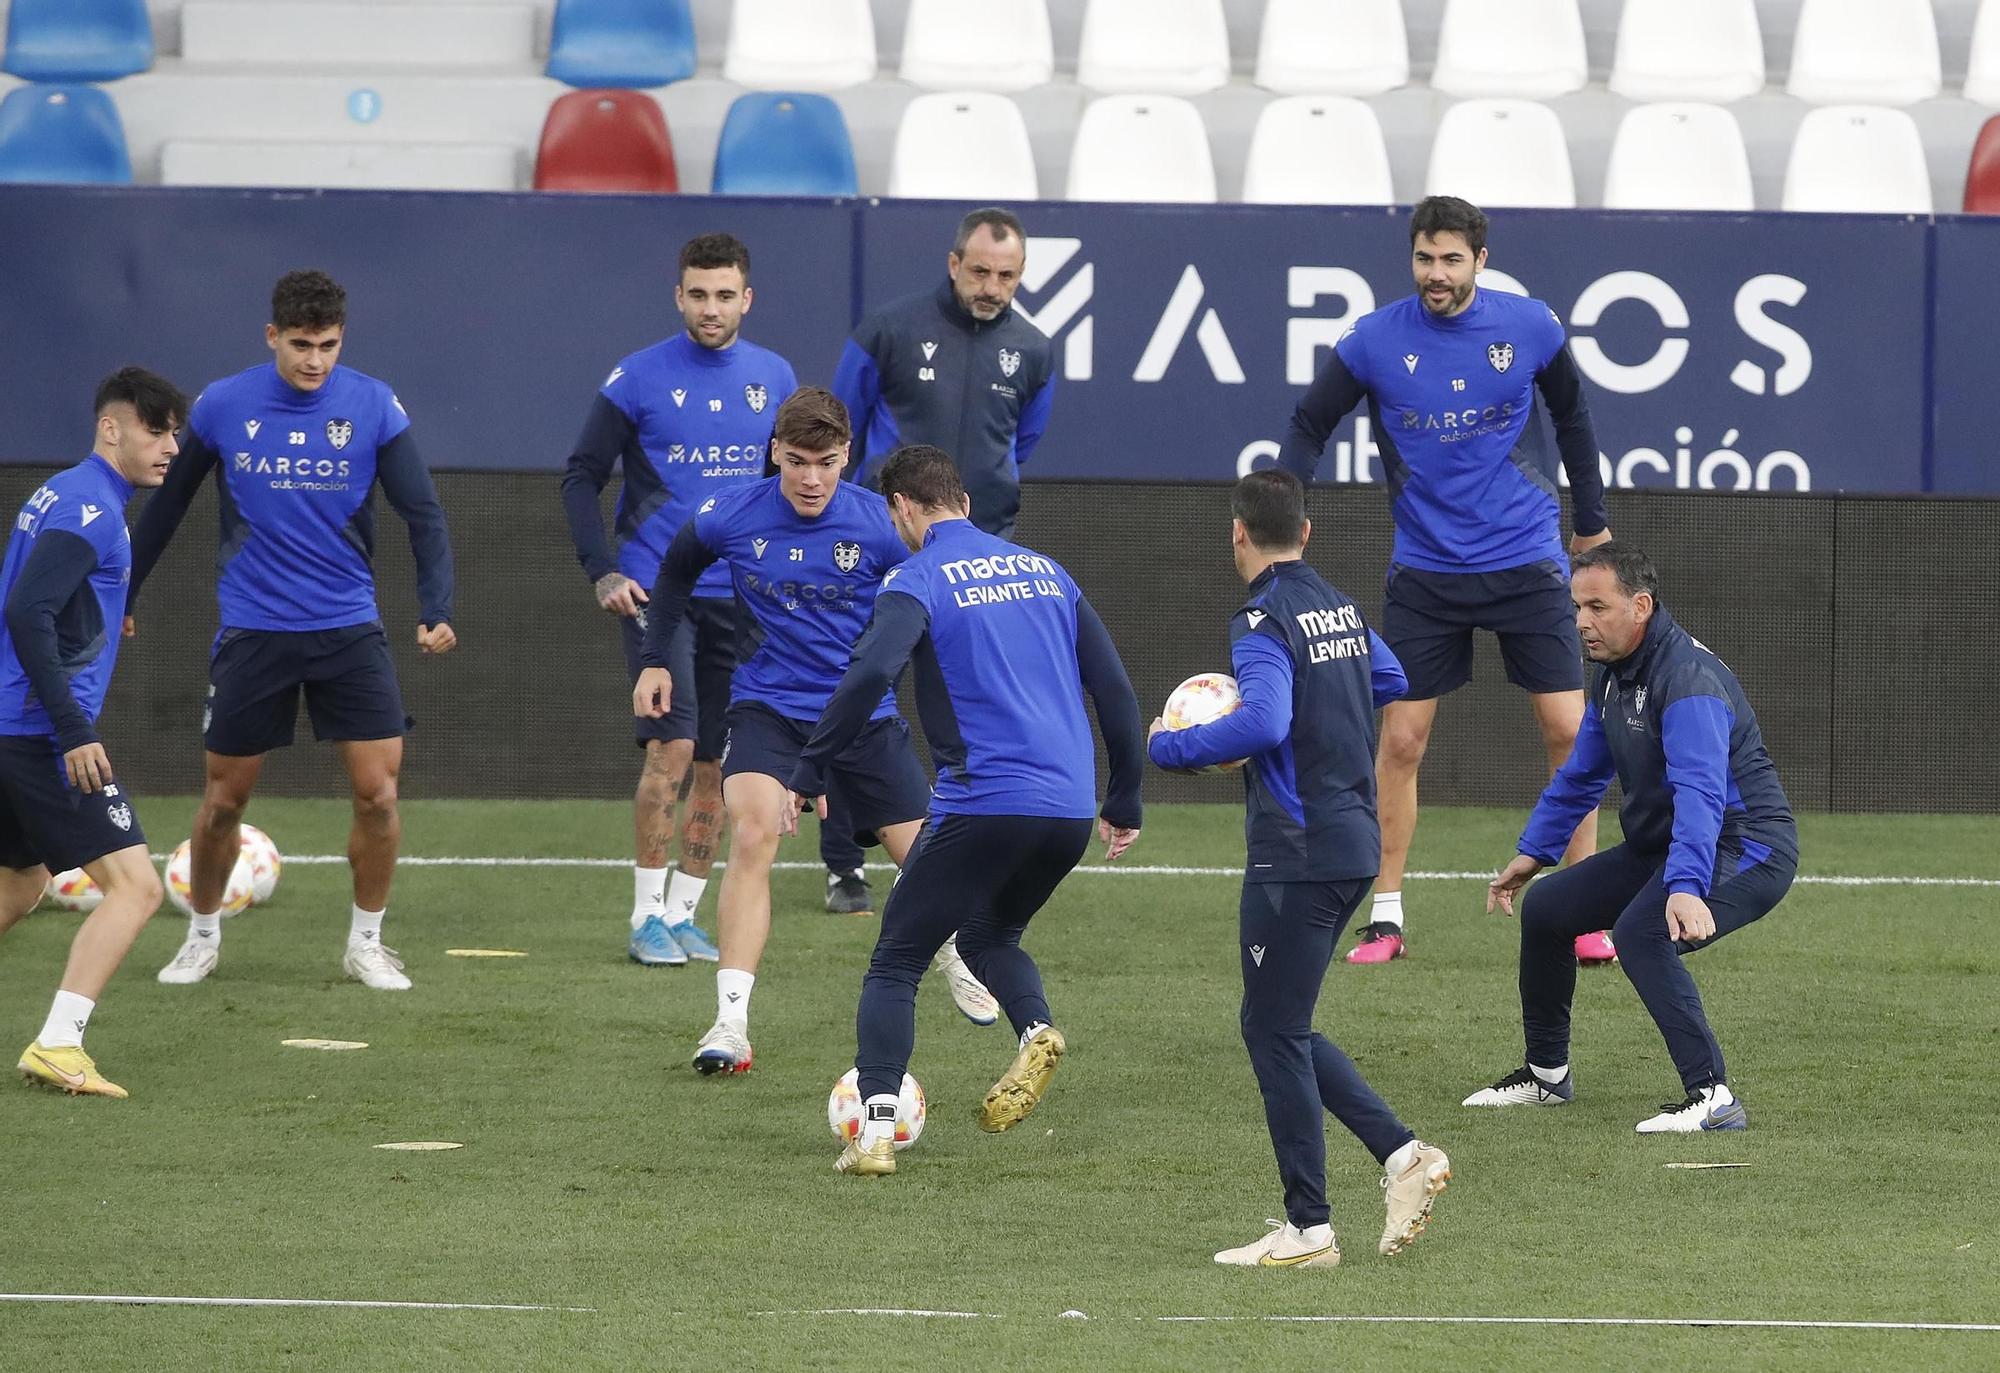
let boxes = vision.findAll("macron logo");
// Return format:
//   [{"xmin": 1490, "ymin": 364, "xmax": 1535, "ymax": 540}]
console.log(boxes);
[
  {"xmin": 1403, "ymin": 353, "xmax": 1419, "ymax": 374},
  {"xmin": 672, "ymin": 388, "xmax": 687, "ymax": 407},
  {"xmin": 604, "ymin": 367, "xmax": 624, "ymax": 387},
  {"xmin": 1246, "ymin": 610, "xmax": 1266, "ymax": 628},
  {"xmin": 80, "ymin": 504, "xmax": 103, "ymax": 526},
  {"xmin": 1249, "ymin": 944, "xmax": 1266, "ymax": 967},
  {"xmin": 922, "ymin": 341, "xmax": 938, "ymax": 360},
  {"xmin": 245, "ymin": 419, "xmax": 261, "ymax": 438}
]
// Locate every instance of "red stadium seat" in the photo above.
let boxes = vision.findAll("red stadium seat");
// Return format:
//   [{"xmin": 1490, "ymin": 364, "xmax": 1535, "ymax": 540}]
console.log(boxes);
[
  {"xmin": 533, "ymin": 89, "xmax": 677, "ymax": 193},
  {"xmin": 1965, "ymin": 114, "xmax": 2000, "ymax": 213}
]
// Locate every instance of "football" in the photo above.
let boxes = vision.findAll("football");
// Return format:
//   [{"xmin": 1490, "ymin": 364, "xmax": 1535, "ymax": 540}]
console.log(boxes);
[
  {"xmin": 44, "ymin": 868, "xmax": 102, "ymax": 912},
  {"xmin": 1162, "ymin": 672, "xmax": 1246, "ymax": 771},
  {"xmin": 239, "ymin": 823, "xmax": 283, "ymax": 904},
  {"xmin": 827, "ymin": 1067, "xmax": 927, "ymax": 1151},
  {"xmin": 165, "ymin": 839, "xmax": 257, "ymax": 917}
]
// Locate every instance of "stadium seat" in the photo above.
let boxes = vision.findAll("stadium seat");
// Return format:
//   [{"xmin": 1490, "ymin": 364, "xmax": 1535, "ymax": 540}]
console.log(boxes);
[
  {"xmin": 181, "ymin": 2, "xmax": 536, "ymax": 68},
  {"xmin": 162, "ymin": 139, "xmax": 520, "ymax": 190},
  {"xmin": 1608, "ymin": 0, "xmax": 1765, "ymax": 104},
  {"xmin": 534, "ymin": 89, "xmax": 677, "ymax": 193},
  {"xmin": 1430, "ymin": 0, "xmax": 1586, "ymax": 99},
  {"xmin": 1965, "ymin": 114, "xmax": 2000, "ymax": 211},
  {"xmin": 1965, "ymin": 0, "xmax": 2000, "ymax": 106},
  {"xmin": 1065, "ymin": 94, "xmax": 1215, "ymax": 202},
  {"xmin": 1786, "ymin": 0, "xmax": 1940, "ymax": 106},
  {"xmin": 1424, "ymin": 98, "xmax": 1575, "ymax": 208},
  {"xmin": 711, "ymin": 92, "xmax": 857, "ymax": 197},
  {"xmin": 546, "ymin": 0, "xmax": 696, "ymax": 89},
  {"xmin": 1601, "ymin": 103, "xmax": 1754, "ymax": 212},
  {"xmin": 1781, "ymin": 105, "xmax": 1931, "ymax": 213},
  {"xmin": 1241, "ymin": 95, "xmax": 1392, "ymax": 205},
  {"xmin": 1254, "ymin": 0, "xmax": 1408, "ymax": 96},
  {"xmin": 1, "ymin": 0, "xmax": 152, "ymax": 83},
  {"xmin": 1076, "ymin": 0, "xmax": 1230, "ymax": 96},
  {"xmin": 887, "ymin": 92, "xmax": 1036, "ymax": 200},
  {"xmin": 0, "ymin": 84, "xmax": 131, "ymax": 183},
  {"xmin": 723, "ymin": 0, "xmax": 876, "ymax": 93},
  {"xmin": 900, "ymin": 0, "xmax": 1053, "ymax": 93}
]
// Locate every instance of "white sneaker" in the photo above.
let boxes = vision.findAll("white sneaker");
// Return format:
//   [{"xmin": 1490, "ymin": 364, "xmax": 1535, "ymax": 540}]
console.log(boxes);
[
  {"xmin": 1635, "ymin": 1084, "xmax": 1747, "ymax": 1134},
  {"xmin": 157, "ymin": 937, "xmax": 219, "ymax": 985},
  {"xmin": 1213, "ymin": 1219, "xmax": 1340, "ymax": 1268},
  {"xmin": 343, "ymin": 940, "xmax": 412, "ymax": 991},
  {"xmin": 933, "ymin": 934, "xmax": 999, "ymax": 1026},
  {"xmin": 692, "ymin": 1018, "xmax": 753, "ymax": 1075},
  {"xmin": 1379, "ymin": 1141, "xmax": 1451, "ymax": 1256},
  {"xmin": 1462, "ymin": 1065, "xmax": 1573, "ymax": 1107}
]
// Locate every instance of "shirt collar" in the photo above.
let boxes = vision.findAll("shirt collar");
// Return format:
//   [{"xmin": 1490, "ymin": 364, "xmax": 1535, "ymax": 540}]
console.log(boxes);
[
  {"xmin": 675, "ymin": 331, "xmax": 741, "ymax": 367},
  {"xmin": 83, "ymin": 452, "xmax": 135, "ymax": 503},
  {"xmin": 921, "ymin": 517, "xmax": 979, "ymax": 549},
  {"xmin": 1609, "ymin": 603, "xmax": 1678, "ymax": 685}
]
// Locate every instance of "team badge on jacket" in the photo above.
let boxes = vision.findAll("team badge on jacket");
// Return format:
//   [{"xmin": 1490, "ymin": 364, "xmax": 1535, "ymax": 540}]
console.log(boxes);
[
  {"xmin": 1486, "ymin": 342, "xmax": 1514, "ymax": 373},
  {"xmin": 326, "ymin": 418, "xmax": 353, "ymax": 449},
  {"xmin": 833, "ymin": 540, "xmax": 862, "ymax": 573},
  {"xmin": 998, "ymin": 348, "xmax": 1021, "ymax": 377},
  {"xmin": 745, "ymin": 383, "xmax": 768, "ymax": 413}
]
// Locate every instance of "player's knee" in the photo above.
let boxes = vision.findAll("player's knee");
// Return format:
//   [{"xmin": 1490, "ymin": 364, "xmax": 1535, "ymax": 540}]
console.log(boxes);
[
  {"xmin": 1610, "ymin": 907, "xmax": 1669, "ymax": 960},
  {"xmin": 96, "ymin": 856, "xmax": 163, "ymax": 914},
  {"xmin": 199, "ymin": 793, "xmax": 249, "ymax": 830},
  {"xmin": 1377, "ymin": 720, "xmax": 1431, "ymax": 772},
  {"xmin": 352, "ymin": 777, "xmax": 399, "ymax": 823},
  {"xmin": 729, "ymin": 809, "xmax": 781, "ymax": 855}
]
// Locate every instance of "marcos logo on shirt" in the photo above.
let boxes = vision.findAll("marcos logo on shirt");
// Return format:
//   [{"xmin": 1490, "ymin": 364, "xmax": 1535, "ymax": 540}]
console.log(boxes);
[{"xmin": 234, "ymin": 452, "xmax": 354, "ymax": 491}]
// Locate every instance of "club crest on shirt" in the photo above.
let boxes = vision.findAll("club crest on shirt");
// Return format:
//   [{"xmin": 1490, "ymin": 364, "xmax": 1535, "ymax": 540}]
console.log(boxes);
[
  {"xmin": 833, "ymin": 540, "xmax": 862, "ymax": 573},
  {"xmin": 1487, "ymin": 342, "xmax": 1514, "ymax": 373},
  {"xmin": 998, "ymin": 348, "xmax": 1022, "ymax": 377},
  {"xmin": 745, "ymin": 383, "xmax": 768, "ymax": 413},
  {"xmin": 107, "ymin": 802, "xmax": 132, "ymax": 831},
  {"xmin": 326, "ymin": 418, "xmax": 354, "ymax": 450}
]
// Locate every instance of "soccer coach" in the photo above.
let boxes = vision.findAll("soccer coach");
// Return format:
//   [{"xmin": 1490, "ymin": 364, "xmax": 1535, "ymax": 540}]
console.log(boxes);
[{"xmin": 1471, "ymin": 544, "xmax": 1797, "ymax": 1134}]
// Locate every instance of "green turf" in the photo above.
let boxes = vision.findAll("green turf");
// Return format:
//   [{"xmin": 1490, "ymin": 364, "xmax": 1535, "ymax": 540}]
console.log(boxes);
[{"xmin": 2, "ymin": 800, "xmax": 1996, "ymax": 1371}]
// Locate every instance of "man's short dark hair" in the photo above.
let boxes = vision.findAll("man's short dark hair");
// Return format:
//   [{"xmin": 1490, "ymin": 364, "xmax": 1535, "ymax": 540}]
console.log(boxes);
[
  {"xmin": 953, "ymin": 207, "xmax": 1025, "ymax": 255},
  {"xmin": 1233, "ymin": 470, "xmax": 1307, "ymax": 552},
  {"xmin": 1573, "ymin": 542, "xmax": 1660, "ymax": 602},
  {"xmin": 772, "ymin": 386, "xmax": 850, "ymax": 452},
  {"xmin": 679, "ymin": 232, "xmax": 751, "ymax": 280},
  {"xmin": 874, "ymin": 444, "xmax": 966, "ymax": 511},
  {"xmin": 94, "ymin": 366, "xmax": 188, "ymax": 432},
  {"xmin": 1409, "ymin": 195, "xmax": 1489, "ymax": 256},
  {"xmin": 271, "ymin": 270, "xmax": 346, "ymax": 332}
]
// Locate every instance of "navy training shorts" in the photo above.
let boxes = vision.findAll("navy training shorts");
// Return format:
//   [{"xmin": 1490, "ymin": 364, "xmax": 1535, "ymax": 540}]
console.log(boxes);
[
  {"xmin": 621, "ymin": 595, "xmax": 738, "ymax": 760},
  {"xmin": 1382, "ymin": 558, "xmax": 1584, "ymax": 700},
  {"xmin": 205, "ymin": 623, "xmax": 407, "ymax": 756},
  {"xmin": 720, "ymin": 701, "xmax": 929, "ymax": 848},
  {"xmin": 0, "ymin": 735, "xmax": 148, "ymax": 872}
]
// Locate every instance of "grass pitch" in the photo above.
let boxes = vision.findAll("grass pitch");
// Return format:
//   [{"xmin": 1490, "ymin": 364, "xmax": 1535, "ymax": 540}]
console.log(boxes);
[{"xmin": 1, "ymin": 800, "xmax": 1996, "ymax": 1371}]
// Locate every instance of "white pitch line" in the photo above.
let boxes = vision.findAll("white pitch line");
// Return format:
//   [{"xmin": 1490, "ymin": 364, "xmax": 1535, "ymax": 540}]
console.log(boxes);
[
  {"xmin": 765, "ymin": 1309, "xmax": 2000, "ymax": 1333},
  {"xmin": 203, "ymin": 855, "xmax": 2000, "ymax": 888},
  {"xmin": 0, "ymin": 1293, "xmax": 592, "ymax": 1312}
]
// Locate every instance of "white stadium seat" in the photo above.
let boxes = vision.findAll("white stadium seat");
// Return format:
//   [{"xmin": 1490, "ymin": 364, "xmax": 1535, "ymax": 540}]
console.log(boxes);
[
  {"xmin": 1253, "ymin": 0, "xmax": 1409, "ymax": 97},
  {"xmin": 1431, "ymin": 0, "xmax": 1586, "ymax": 99},
  {"xmin": 1782, "ymin": 104, "xmax": 1932, "ymax": 213},
  {"xmin": 900, "ymin": 0, "xmax": 1053, "ymax": 93},
  {"xmin": 1608, "ymin": 0, "xmax": 1765, "ymax": 104},
  {"xmin": 1602, "ymin": 103, "xmax": 1754, "ymax": 212},
  {"xmin": 161, "ymin": 138, "xmax": 520, "ymax": 190},
  {"xmin": 888, "ymin": 92, "xmax": 1038, "ymax": 200},
  {"xmin": 1076, "ymin": 0, "xmax": 1231, "ymax": 96},
  {"xmin": 179, "ymin": 2, "xmax": 537, "ymax": 68},
  {"xmin": 1786, "ymin": 0, "xmax": 1941, "ymax": 106},
  {"xmin": 723, "ymin": 0, "xmax": 877, "ymax": 93},
  {"xmin": 1066, "ymin": 94, "xmax": 1216, "ymax": 202},
  {"xmin": 1241, "ymin": 95, "xmax": 1392, "ymax": 205},
  {"xmin": 1425, "ymin": 98, "xmax": 1575, "ymax": 208},
  {"xmin": 1962, "ymin": 0, "xmax": 2000, "ymax": 106}
]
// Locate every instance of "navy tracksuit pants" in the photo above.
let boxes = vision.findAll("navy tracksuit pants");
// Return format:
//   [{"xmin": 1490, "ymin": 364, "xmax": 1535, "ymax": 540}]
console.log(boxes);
[
  {"xmin": 1240, "ymin": 878, "xmax": 1416, "ymax": 1230},
  {"xmin": 854, "ymin": 813, "xmax": 1091, "ymax": 1102},
  {"xmin": 1519, "ymin": 839, "xmax": 1795, "ymax": 1092}
]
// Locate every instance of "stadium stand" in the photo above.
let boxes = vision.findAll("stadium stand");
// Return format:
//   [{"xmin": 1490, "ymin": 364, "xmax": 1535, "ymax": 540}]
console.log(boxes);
[
  {"xmin": 0, "ymin": 82, "xmax": 132, "ymax": 182},
  {"xmin": 1253, "ymin": 0, "xmax": 1408, "ymax": 97},
  {"xmin": 546, "ymin": 0, "xmax": 697, "ymax": 88},
  {"xmin": 900, "ymin": 0, "xmax": 1053, "ymax": 93},
  {"xmin": 1602, "ymin": 102, "xmax": 1755, "ymax": 212},
  {"xmin": 1240, "ymin": 94, "xmax": 1393, "ymax": 205},
  {"xmin": 1962, "ymin": 110, "xmax": 2000, "ymax": 208},
  {"xmin": 534, "ymin": 86, "xmax": 677, "ymax": 192},
  {"xmin": 1786, "ymin": 0, "xmax": 1943, "ymax": 105},
  {"xmin": 162, "ymin": 137, "xmax": 518, "ymax": 189},
  {"xmin": 1608, "ymin": 0, "xmax": 1765, "ymax": 103},
  {"xmin": 888, "ymin": 91, "xmax": 1038, "ymax": 200},
  {"xmin": 1076, "ymin": 0, "xmax": 1230, "ymax": 95},
  {"xmin": 722, "ymin": 0, "xmax": 876, "ymax": 92},
  {"xmin": 1, "ymin": 0, "xmax": 152, "ymax": 83},
  {"xmin": 1965, "ymin": 0, "xmax": 2000, "ymax": 105},
  {"xmin": 711, "ymin": 90, "xmax": 857, "ymax": 195},
  {"xmin": 1425, "ymin": 97, "xmax": 1577, "ymax": 208},
  {"xmin": 181, "ymin": 2, "xmax": 535, "ymax": 68},
  {"xmin": 1066, "ymin": 93, "xmax": 1216, "ymax": 202},
  {"xmin": 1783, "ymin": 103, "xmax": 1934, "ymax": 211},
  {"xmin": 1430, "ymin": 0, "xmax": 1588, "ymax": 100}
]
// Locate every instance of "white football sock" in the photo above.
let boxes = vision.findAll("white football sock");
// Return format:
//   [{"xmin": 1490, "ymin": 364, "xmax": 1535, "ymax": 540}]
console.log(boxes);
[
  {"xmin": 39, "ymin": 990, "xmax": 94, "ymax": 1049},
  {"xmin": 349, "ymin": 904, "xmax": 385, "ymax": 945},
  {"xmin": 190, "ymin": 909, "xmax": 222, "ymax": 943},
  {"xmin": 631, "ymin": 865, "xmax": 668, "ymax": 930},
  {"xmin": 1384, "ymin": 1140, "xmax": 1418, "ymax": 1175},
  {"xmin": 1530, "ymin": 1062, "xmax": 1569, "ymax": 1085},
  {"xmin": 1291, "ymin": 1222, "xmax": 1333, "ymax": 1249},
  {"xmin": 716, "ymin": 968, "xmax": 754, "ymax": 1026},
  {"xmin": 860, "ymin": 1093, "xmax": 899, "ymax": 1146},
  {"xmin": 663, "ymin": 869, "xmax": 707, "ymax": 926},
  {"xmin": 1371, "ymin": 890, "xmax": 1404, "ymax": 929}
]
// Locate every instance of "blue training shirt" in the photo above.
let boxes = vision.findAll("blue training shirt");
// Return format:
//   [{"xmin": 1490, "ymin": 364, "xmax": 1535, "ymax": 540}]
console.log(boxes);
[
  {"xmin": 643, "ymin": 476, "xmax": 907, "ymax": 721},
  {"xmin": 0, "ymin": 454, "xmax": 135, "ymax": 748},
  {"xmin": 1150, "ymin": 559, "xmax": 1407, "ymax": 882},
  {"xmin": 789, "ymin": 519, "xmax": 1144, "ymax": 824},
  {"xmin": 560, "ymin": 332, "xmax": 798, "ymax": 597},
  {"xmin": 130, "ymin": 363, "xmax": 455, "ymax": 632},
  {"xmin": 1278, "ymin": 290, "xmax": 1609, "ymax": 574}
]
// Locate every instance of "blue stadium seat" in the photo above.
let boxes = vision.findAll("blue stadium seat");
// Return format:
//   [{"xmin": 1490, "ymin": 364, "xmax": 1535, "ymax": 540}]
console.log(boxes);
[
  {"xmin": 0, "ymin": 85, "xmax": 132, "ymax": 184},
  {"xmin": 711, "ymin": 93, "xmax": 857, "ymax": 197},
  {"xmin": 2, "ymin": 0, "xmax": 153, "ymax": 82},
  {"xmin": 546, "ymin": 0, "xmax": 697, "ymax": 89}
]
